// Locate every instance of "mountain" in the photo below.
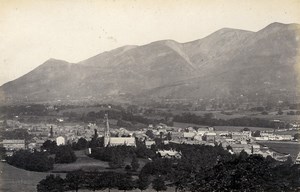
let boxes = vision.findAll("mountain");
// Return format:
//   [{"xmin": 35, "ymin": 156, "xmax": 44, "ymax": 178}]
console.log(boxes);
[{"xmin": 1, "ymin": 22, "xmax": 300, "ymax": 104}]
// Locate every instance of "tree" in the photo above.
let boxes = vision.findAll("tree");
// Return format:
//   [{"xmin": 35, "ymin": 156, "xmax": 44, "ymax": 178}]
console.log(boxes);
[
  {"xmin": 136, "ymin": 175, "xmax": 150, "ymax": 192},
  {"xmin": 226, "ymin": 145, "xmax": 233, "ymax": 151},
  {"xmin": 284, "ymin": 156, "xmax": 293, "ymax": 166},
  {"xmin": 277, "ymin": 108, "xmax": 283, "ymax": 115},
  {"xmin": 102, "ymin": 172, "xmax": 118, "ymax": 192},
  {"xmin": 152, "ymin": 175, "xmax": 167, "ymax": 192},
  {"xmin": 0, "ymin": 146, "xmax": 6, "ymax": 160},
  {"xmin": 109, "ymin": 151, "xmax": 125, "ymax": 169},
  {"xmin": 165, "ymin": 132, "xmax": 172, "ymax": 141},
  {"xmin": 125, "ymin": 165, "xmax": 132, "ymax": 172},
  {"xmin": 253, "ymin": 130, "xmax": 261, "ymax": 137},
  {"xmin": 242, "ymin": 127, "xmax": 250, "ymax": 132},
  {"xmin": 293, "ymin": 133, "xmax": 300, "ymax": 140},
  {"xmin": 7, "ymin": 150, "xmax": 53, "ymax": 172},
  {"xmin": 131, "ymin": 154, "xmax": 140, "ymax": 171},
  {"xmin": 41, "ymin": 140, "xmax": 57, "ymax": 154},
  {"xmin": 117, "ymin": 173, "xmax": 135, "ymax": 192},
  {"xmin": 239, "ymin": 150, "xmax": 248, "ymax": 160},
  {"xmin": 37, "ymin": 174, "xmax": 64, "ymax": 192},
  {"xmin": 55, "ymin": 145, "xmax": 77, "ymax": 163},
  {"xmin": 85, "ymin": 173, "xmax": 103, "ymax": 191},
  {"xmin": 89, "ymin": 137, "xmax": 103, "ymax": 148},
  {"xmin": 146, "ymin": 130, "xmax": 155, "ymax": 139},
  {"xmin": 77, "ymin": 137, "xmax": 88, "ymax": 149},
  {"xmin": 65, "ymin": 170, "xmax": 85, "ymax": 192}
]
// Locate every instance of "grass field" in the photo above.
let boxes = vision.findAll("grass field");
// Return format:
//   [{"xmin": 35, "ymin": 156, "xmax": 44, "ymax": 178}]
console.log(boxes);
[
  {"xmin": 257, "ymin": 141, "xmax": 300, "ymax": 161},
  {"xmin": 0, "ymin": 162, "xmax": 64, "ymax": 192},
  {"xmin": 0, "ymin": 162, "xmax": 175, "ymax": 192},
  {"xmin": 53, "ymin": 150, "xmax": 150, "ymax": 173},
  {"xmin": 53, "ymin": 150, "xmax": 109, "ymax": 172},
  {"xmin": 0, "ymin": 151, "xmax": 163, "ymax": 192}
]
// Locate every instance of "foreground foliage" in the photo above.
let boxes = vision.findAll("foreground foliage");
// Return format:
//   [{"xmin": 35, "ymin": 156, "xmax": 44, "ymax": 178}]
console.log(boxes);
[{"xmin": 6, "ymin": 150, "xmax": 54, "ymax": 172}]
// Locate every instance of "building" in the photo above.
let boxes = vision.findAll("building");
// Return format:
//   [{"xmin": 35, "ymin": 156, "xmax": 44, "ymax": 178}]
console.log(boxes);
[
  {"xmin": 205, "ymin": 132, "xmax": 216, "ymax": 143},
  {"xmin": 56, "ymin": 136, "xmax": 66, "ymax": 146},
  {"xmin": 183, "ymin": 132, "xmax": 196, "ymax": 140},
  {"xmin": 145, "ymin": 140, "xmax": 156, "ymax": 149},
  {"xmin": 2, "ymin": 139, "xmax": 25, "ymax": 151},
  {"xmin": 109, "ymin": 137, "xmax": 136, "ymax": 146},
  {"xmin": 157, "ymin": 150, "xmax": 182, "ymax": 159},
  {"xmin": 231, "ymin": 132, "xmax": 250, "ymax": 141},
  {"xmin": 103, "ymin": 114, "xmax": 136, "ymax": 147}
]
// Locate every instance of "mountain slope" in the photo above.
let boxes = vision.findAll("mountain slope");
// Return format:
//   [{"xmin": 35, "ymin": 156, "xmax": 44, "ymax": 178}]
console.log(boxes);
[{"xmin": 1, "ymin": 22, "xmax": 299, "ymax": 104}]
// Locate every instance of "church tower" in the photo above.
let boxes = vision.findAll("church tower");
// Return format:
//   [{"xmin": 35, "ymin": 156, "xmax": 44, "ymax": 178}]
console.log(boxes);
[{"xmin": 104, "ymin": 113, "xmax": 110, "ymax": 147}]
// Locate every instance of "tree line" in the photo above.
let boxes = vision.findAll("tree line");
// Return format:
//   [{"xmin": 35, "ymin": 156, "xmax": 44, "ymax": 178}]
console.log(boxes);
[
  {"xmin": 37, "ymin": 170, "xmax": 165, "ymax": 192},
  {"xmin": 174, "ymin": 112, "xmax": 279, "ymax": 128},
  {"xmin": 6, "ymin": 142, "xmax": 77, "ymax": 172},
  {"xmin": 36, "ymin": 143, "xmax": 300, "ymax": 192},
  {"xmin": 137, "ymin": 143, "xmax": 300, "ymax": 192}
]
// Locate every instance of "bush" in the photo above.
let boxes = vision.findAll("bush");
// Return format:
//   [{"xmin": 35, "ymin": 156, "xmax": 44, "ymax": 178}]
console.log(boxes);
[{"xmin": 55, "ymin": 145, "xmax": 77, "ymax": 164}]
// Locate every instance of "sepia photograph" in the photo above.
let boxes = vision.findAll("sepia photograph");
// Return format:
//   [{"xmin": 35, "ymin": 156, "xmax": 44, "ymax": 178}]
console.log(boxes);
[{"xmin": 0, "ymin": 0, "xmax": 300, "ymax": 191}]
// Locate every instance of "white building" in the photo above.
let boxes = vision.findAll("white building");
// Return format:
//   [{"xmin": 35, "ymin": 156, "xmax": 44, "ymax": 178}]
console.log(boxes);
[
  {"xmin": 56, "ymin": 136, "xmax": 66, "ymax": 146},
  {"xmin": 2, "ymin": 139, "xmax": 25, "ymax": 151}
]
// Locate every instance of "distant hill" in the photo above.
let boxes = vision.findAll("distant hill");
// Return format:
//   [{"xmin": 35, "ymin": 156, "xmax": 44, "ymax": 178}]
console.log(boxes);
[{"xmin": 1, "ymin": 22, "xmax": 299, "ymax": 104}]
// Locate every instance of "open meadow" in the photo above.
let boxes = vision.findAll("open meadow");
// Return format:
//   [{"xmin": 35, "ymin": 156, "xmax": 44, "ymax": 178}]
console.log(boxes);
[
  {"xmin": 257, "ymin": 141, "xmax": 300, "ymax": 160},
  {"xmin": 0, "ymin": 162, "xmax": 64, "ymax": 192}
]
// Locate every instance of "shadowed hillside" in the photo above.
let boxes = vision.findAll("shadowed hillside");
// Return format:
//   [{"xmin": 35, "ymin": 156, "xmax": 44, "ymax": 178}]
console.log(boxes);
[{"xmin": 1, "ymin": 22, "xmax": 299, "ymax": 104}]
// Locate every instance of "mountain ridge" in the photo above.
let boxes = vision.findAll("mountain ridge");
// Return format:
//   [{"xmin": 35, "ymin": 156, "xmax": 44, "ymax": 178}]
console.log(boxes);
[{"xmin": 1, "ymin": 22, "xmax": 299, "ymax": 104}]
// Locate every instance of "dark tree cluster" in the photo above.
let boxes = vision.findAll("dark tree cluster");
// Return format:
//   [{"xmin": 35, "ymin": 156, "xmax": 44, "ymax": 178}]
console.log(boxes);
[
  {"xmin": 55, "ymin": 145, "xmax": 77, "ymax": 164},
  {"xmin": 6, "ymin": 149, "xmax": 54, "ymax": 172},
  {"xmin": 138, "ymin": 143, "xmax": 300, "ymax": 192},
  {"xmin": 41, "ymin": 140, "xmax": 58, "ymax": 154},
  {"xmin": 37, "ymin": 170, "xmax": 149, "ymax": 192},
  {"xmin": 71, "ymin": 137, "xmax": 88, "ymax": 150},
  {"xmin": 187, "ymin": 153, "xmax": 300, "ymax": 192},
  {"xmin": 0, "ymin": 104, "xmax": 49, "ymax": 118},
  {"xmin": 90, "ymin": 142, "xmax": 157, "ymax": 169}
]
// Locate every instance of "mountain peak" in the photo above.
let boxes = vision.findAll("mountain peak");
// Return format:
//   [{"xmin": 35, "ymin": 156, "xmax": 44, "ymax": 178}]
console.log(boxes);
[
  {"xmin": 260, "ymin": 22, "xmax": 300, "ymax": 32},
  {"xmin": 43, "ymin": 58, "xmax": 69, "ymax": 65}
]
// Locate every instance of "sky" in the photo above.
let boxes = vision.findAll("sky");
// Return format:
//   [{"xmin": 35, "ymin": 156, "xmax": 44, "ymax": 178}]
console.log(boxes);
[{"xmin": 0, "ymin": 0, "xmax": 300, "ymax": 86}]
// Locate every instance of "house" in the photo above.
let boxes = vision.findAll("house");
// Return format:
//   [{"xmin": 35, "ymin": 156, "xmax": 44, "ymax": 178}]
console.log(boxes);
[
  {"xmin": 109, "ymin": 137, "xmax": 136, "ymax": 147},
  {"xmin": 183, "ymin": 132, "xmax": 196, "ymax": 140},
  {"xmin": 230, "ymin": 143, "xmax": 251, "ymax": 154},
  {"xmin": 56, "ymin": 136, "xmax": 66, "ymax": 146},
  {"xmin": 205, "ymin": 132, "xmax": 216, "ymax": 143},
  {"xmin": 2, "ymin": 139, "xmax": 26, "ymax": 151},
  {"xmin": 145, "ymin": 140, "xmax": 156, "ymax": 149},
  {"xmin": 194, "ymin": 135, "xmax": 203, "ymax": 141},
  {"xmin": 231, "ymin": 132, "xmax": 250, "ymax": 141},
  {"xmin": 157, "ymin": 150, "xmax": 182, "ymax": 159}
]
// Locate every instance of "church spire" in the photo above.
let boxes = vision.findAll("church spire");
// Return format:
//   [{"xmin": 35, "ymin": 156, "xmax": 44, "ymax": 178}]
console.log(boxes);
[{"xmin": 104, "ymin": 113, "xmax": 110, "ymax": 147}]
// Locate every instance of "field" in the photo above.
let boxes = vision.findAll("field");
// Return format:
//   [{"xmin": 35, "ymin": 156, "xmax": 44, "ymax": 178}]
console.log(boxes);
[
  {"xmin": 0, "ymin": 152, "xmax": 164, "ymax": 192},
  {"xmin": 173, "ymin": 122, "xmax": 274, "ymax": 131},
  {"xmin": 170, "ymin": 109, "xmax": 300, "ymax": 123},
  {"xmin": 0, "ymin": 161, "xmax": 175, "ymax": 192},
  {"xmin": 0, "ymin": 162, "xmax": 63, "ymax": 192},
  {"xmin": 53, "ymin": 150, "xmax": 109, "ymax": 172},
  {"xmin": 257, "ymin": 141, "xmax": 300, "ymax": 160},
  {"xmin": 53, "ymin": 150, "xmax": 150, "ymax": 173}
]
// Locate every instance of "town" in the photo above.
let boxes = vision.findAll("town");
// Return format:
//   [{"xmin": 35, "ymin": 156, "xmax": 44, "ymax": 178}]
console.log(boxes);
[{"xmin": 0, "ymin": 103, "xmax": 300, "ymax": 191}]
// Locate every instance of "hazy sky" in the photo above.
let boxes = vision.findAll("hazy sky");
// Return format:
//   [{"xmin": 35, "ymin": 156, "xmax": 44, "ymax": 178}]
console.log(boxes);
[{"xmin": 0, "ymin": 0, "xmax": 300, "ymax": 86}]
